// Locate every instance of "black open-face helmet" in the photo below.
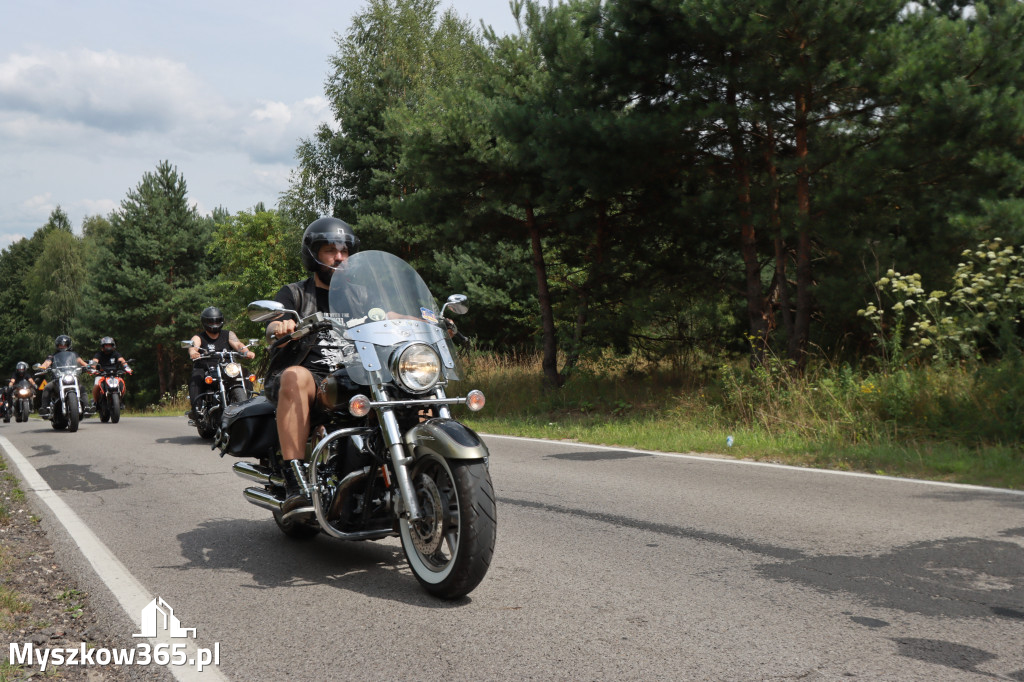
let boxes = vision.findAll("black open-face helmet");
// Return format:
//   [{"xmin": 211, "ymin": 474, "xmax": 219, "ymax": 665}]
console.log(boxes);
[
  {"xmin": 100, "ymin": 336, "xmax": 115, "ymax": 352},
  {"xmin": 301, "ymin": 217, "xmax": 359, "ymax": 281},
  {"xmin": 55, "ymin": 334, "xmax": 72, "ymax": 352},
  {"xmin": 15, "ymin": 361, "xmax": 28, "ymax": 377},
  {"xmin": 201, "ymin": 307, "xmax": 224, "ymax": 335}
]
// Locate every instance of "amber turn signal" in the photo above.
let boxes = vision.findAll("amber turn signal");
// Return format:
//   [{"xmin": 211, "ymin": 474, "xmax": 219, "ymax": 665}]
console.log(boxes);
[{"xmin": 348, "ymin": 394, "xmax": 371, "ymax": 418}]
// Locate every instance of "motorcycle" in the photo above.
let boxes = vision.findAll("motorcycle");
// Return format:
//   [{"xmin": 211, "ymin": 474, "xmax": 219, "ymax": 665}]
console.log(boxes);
[
  {"xmin": 10, "ymin": 379, "xmax": 35, "ymax": 423},
  {"xmin": 0, "ymin": 389, "xmax": 9, "ymax": 423},
  {"xmin": 183, "ymin": 342, "xmax": 256, "ymax": 440},
  {"xmin": 35, "ymin": 351, "xmax": 90, "ymax": 432},
  {"xmin": 92, "ymin": 361, "xmax": 133, "ymax": 424},
  {"xmin": 219, "ymin": 250, "xmax": 496, "ymax": 599}
]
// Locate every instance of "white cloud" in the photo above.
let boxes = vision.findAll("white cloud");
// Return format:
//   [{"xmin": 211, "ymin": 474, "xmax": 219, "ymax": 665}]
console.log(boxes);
[
  {"xmin": 80, "ymin": 198, "xmax": 119, "ymax": 217},
  {"xmin": 0, "ymin": 49, "xmax": 223, "ymax": 136},
  {"xmin": 239, "ymin": 95, "xmax": 332, "ymax": 165},
  {"xmin": 21, "ymin": 192, "xmax": 54, "ymax": 215}
]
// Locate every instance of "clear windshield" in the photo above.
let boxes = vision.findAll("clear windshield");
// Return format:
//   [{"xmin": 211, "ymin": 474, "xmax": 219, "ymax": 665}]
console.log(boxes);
[
  {"xmin": 329, "ymin": 250, "xmax": 440, "ymax": 325},
  {"xmin": 328, "ymin": 250, "xmax": 461, "ymax": 385}
]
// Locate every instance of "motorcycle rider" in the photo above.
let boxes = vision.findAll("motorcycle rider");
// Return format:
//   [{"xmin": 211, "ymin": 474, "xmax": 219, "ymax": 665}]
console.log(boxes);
[
  {"xmin": 263, "ymin": 217, "xmax": 360, "ymax": 514},
  {"xmin": 89, "ymin": 336, "xmax": 132, "ymax": 406},
  {"xmin": 187, "ymin": 306, "xmax": 255, "ymax": 419},
  {"xmin": 37, "ymin": 335, "xmax": 90, "ymax": 417},
  {"xmin": 3, "ymin": 362, "xmax": 35, "ymax": 416},
  {"xmin": 7, "ymin": 361, "xmax": 38, "ymax": 393}
]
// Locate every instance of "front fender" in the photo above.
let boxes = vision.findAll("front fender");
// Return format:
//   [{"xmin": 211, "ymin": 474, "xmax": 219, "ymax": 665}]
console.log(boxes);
[{"xmin": 403, "ymin": 418, "xmax": 489, "ymax": 462}]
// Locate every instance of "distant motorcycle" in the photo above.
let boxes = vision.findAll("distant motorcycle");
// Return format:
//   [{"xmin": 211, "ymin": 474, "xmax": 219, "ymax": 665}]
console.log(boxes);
[
  {"xmin": 183, "ymin": 342, "xmax": 256, "ymax": 440},
  {"xmin": 92, "ymin": 361, "xmax": 133, "ymax": 424},
  {"xmin": 0, "ymin": 389, "xmax": 10, "ymax": 423},
  {"xmin": 35, "ymin": 352, "xmax": 89, "ymax": 432},
  {"xmin": 10, "ymin": 379, "xmax": 34, "ymax": 423}
]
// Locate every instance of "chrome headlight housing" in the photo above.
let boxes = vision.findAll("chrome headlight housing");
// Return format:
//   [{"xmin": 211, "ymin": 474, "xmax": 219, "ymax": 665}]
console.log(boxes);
[
  {"xmin": 223, "ymin": 362, "xmax": 242, "ymax": 378},
  {"xmin": 390, "ymin": 343, "xmax": 441, "ymax": 394}
]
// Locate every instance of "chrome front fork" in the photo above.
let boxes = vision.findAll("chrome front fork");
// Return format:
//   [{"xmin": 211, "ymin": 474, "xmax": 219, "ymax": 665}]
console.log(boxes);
[{"xmin": 371, "ymin": 384, "xmax": 427, "ymax": 521}]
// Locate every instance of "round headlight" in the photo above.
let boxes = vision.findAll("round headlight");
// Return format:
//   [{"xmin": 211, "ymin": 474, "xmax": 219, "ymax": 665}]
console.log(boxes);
[
  {"xmin": 224, "ymin": 362, "xmax": 242, "ymax": 378},
  {"xmin": 392, "ymin": 343, "xmax": 441, "ymax": 393}
]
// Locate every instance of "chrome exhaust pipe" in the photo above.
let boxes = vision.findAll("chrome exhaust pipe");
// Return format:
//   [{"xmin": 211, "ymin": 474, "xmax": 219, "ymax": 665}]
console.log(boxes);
[
  {"xmin": 233, "ymin": 461, "xmax": 284, "ymax": 487},
  {"xmin": 243, "ymin": 486, "xmax": 283, "ymax": 511}
]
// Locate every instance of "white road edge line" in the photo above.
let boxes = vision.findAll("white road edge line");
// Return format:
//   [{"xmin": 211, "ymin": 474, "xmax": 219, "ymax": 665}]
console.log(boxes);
[
  {"xmin": 0, "ymin": 435, "xmax": 229, "ymax": 681},
  {"xmin": 481, "ymin": 432, "xmax": 1024, "ymax": 497}
]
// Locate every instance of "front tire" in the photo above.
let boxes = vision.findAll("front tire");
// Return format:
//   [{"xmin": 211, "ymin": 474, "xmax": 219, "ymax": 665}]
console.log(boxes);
[
  {"xmin": 67, "ymin": 397, "xmax": 80, "ymax": 432},
  {"xmin": 229, "ymin": 386, "xmax": 247, "ymax": 404},
  {"xmin": 399, "ymin": 456, "xmax": 496, "ymax": 599},
  {"xmin": 99, "ymin": 397, "xmax": 110, "ymax": 423},
  {"xmin": 110, "ymin": 393, "xmax": 121, "ymax": 423},
  {"xmin": 18, "ymin": 402, "xmax": 29, "ymax": 423}
]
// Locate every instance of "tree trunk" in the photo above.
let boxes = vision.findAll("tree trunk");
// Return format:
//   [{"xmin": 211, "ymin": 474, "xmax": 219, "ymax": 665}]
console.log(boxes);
[
  {"xmin": 763, "ymin": 120, "xmax": 793, "ymax": 341},
  {"xmin": 727, "ymin": 78, "xmax": 769, "ymax": 366},
  {"xmin": 527, "ymin": 204, "xmax": 561, "ymax": 389},
  {"xmin": 155, "ymin": 343, "xmax": 168, "ymax": 398},
  {"xmin": 788, "ymin": 84, "xmax": 813, "ymax": 371}
]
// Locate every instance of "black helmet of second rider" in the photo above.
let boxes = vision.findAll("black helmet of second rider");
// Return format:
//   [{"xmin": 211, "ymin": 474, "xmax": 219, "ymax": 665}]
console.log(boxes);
[
  {"xmin": 301, "ymin": 217, "xmax": 359, "ymax": 284},
  {"xmin": 200, "ymin": 307, "xmax": 224, "ymax": 335},
  {"xmin": 54, "ymin": 335, "xmax": 72, "ymax": 352},
  {"xmin": 15, "ymin": 361, "xmax": 28, "ymax": 377}
]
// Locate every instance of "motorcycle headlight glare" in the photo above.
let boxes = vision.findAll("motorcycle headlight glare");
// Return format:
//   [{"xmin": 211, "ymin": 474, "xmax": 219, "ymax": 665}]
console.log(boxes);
[
  {"xmin": 224, "ymin": 363, "xmax": 242, "ymax": 378},
  {"xmin": 391, "ymin": 343, "xmax": 441, "ymax": 394},
  {"xmin": 17, "ymin": 389, "xmax": 29, "ymax": 397}
]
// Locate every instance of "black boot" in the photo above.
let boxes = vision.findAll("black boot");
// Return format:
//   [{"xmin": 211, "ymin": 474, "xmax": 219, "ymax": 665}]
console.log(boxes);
[{"xmin": 281, "ymin": 460, "xmax": 313, "ymax": 517}]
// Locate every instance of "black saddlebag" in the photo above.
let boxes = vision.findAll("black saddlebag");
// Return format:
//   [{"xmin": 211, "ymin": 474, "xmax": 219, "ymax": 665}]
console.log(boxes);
[{"xmin": 219, "ymin": 396, "xmax": 278, "ymax": 458}]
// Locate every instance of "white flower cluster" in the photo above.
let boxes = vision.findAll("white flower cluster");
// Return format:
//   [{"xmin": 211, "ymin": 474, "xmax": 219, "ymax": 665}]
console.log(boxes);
[{"xmin": 858, "ymin": 238, "xmax": 1024, "ymax": 361}]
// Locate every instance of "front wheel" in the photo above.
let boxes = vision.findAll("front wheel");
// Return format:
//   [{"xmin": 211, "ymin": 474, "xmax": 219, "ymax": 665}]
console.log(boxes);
[
  {"xmin": 399, "ymin": 456, "xmax": 496, "ymax": 599},
  {"xmin": 66, "ymin": 397, "xmax": 80, "ymax": 432},
  {"xmin": 229, "ymin": 386, "xmax": 247, "ymax": 404},
  {"xmin": 18, "ymin": 401, "xmax": 29, "ymax": 423},
  {"xmin": 110, "ymin": 393, "xmax": 121, "ymax": 423}
]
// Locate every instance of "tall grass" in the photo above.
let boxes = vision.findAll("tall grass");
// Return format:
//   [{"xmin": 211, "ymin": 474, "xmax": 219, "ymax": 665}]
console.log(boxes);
[{"xmin": 457, "ymin": 350, "xmax": 1024, "ymax": 489}]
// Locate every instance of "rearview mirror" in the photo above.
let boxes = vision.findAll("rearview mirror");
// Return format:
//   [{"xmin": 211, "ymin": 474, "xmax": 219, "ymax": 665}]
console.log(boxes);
[
  {"xmin": 180, "ymin": 340, "xmax": 193, "ymax": 349},
  {"xmin": 247, "ymin": 300, "xmax": 296, "ymax": 323},
  {"xmin": 441, "ymin": 294, "xmax": 468, "ymax": 316}
]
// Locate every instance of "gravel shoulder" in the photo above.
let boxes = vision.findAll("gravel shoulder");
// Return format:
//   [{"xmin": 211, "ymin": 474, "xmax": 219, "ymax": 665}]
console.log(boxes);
[{"xmin": 1, "ymin": 453, "xmax": 172, "ymax": 681}]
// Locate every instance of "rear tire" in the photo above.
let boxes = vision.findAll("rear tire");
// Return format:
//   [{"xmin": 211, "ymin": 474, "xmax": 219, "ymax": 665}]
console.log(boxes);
[
  {"xmin": 99, "ymin": 397, "xmax": 110, "ymax": 423},
  {"xmin": 399, "ymin": 456, "xmax": 496, "ymax": 599},
  {"xmin": 110, "ymin": 393, "xmax": 121, "ymax": 423}
]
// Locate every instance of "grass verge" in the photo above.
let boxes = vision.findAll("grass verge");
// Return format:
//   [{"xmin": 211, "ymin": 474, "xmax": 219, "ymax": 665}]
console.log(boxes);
[{"xmin": 459, "ymin": 352, "xmax": 1024, "ymax": 490}]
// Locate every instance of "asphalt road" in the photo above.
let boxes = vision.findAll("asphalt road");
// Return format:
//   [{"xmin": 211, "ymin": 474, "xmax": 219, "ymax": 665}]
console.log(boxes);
[{"xmin": 3, "ymin": 415, "xmax": 1023, "ymax": 680}]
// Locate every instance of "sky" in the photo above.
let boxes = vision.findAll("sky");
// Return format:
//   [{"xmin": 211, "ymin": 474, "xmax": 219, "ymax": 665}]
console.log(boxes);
[{"xmin": 0, "ymin": 0, "xmax": 522, "ymax": 247}]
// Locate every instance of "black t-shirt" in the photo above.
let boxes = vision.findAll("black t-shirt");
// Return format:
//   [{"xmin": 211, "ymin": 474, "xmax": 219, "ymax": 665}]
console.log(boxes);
[
  {"xmin": 194, "ymin": 330, "xmax": 230, "ymax": 372},
  {"xmin": 273, "ymin": 281, "xmax": 351, "ymax": 374},
  {"xmin": 93, "ymin": 349, "xmax": 123, "ymax": 370}
]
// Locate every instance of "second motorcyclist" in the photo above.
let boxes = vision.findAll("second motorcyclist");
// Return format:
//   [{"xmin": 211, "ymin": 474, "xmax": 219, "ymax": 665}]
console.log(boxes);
[{"xmin": 187, "ymin": 306, "xmax": 255, "ymax": 420}]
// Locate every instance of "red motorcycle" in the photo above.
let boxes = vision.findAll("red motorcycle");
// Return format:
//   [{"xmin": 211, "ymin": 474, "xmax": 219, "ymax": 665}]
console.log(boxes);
[{"xmin": 92, "ymin": 362, "xmax": 133, "ymax": 424}]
